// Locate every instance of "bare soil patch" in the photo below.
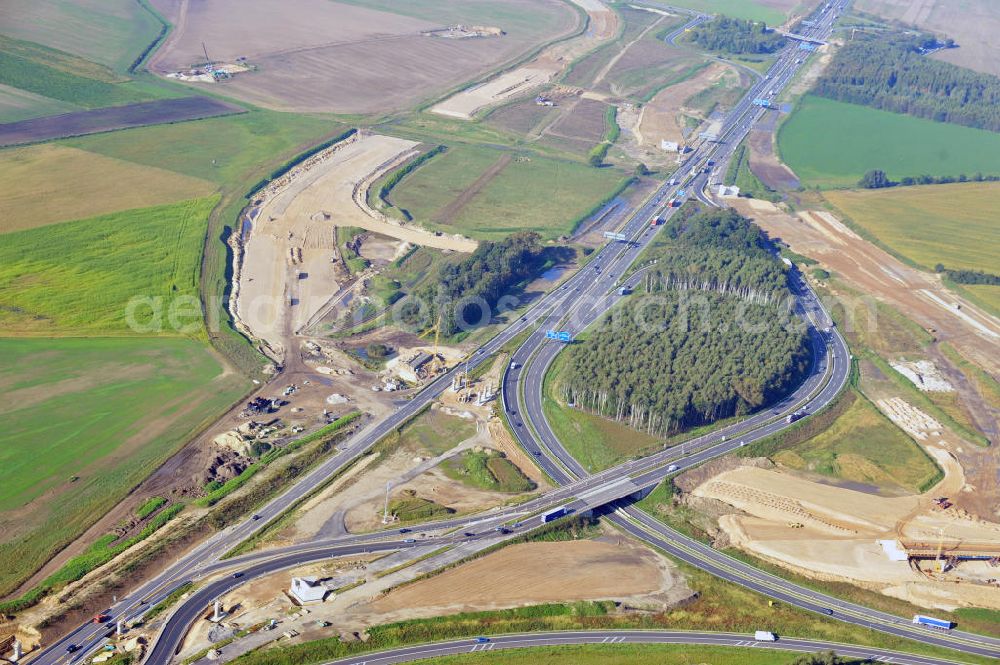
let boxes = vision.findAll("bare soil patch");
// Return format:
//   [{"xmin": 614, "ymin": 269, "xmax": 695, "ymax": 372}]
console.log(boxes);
[
  {"xmin": 0, "ymin": 96, "xmax": 243, "ymax": 147},
  {"xmin": 748, "ymin": 109, "xmax": 799, "ymax": 191},
  {"xmin": 431, "ymin": 0, "xmax": 616, "ymax": 119},
  {"xmin": 236, "ymin": 133, "xmax": 475, "ymax": 357},
  {"xmin": 152, "ymin": 0, "xmax": 577, "ymax": 114},
  {"xmin": 731, "ymin": 199, "xmax": 1000, "ymax": 378},
  {"xmin": 362, "ymin": 538, "xmax": 690, "ymax": 620},
  {"xmin": 547, "ymin": 97, "xmax": 608, "ymax": 143},
  {"xmin": 696, "ymin": 457, "xmax": 1000, "ymax": 610}
]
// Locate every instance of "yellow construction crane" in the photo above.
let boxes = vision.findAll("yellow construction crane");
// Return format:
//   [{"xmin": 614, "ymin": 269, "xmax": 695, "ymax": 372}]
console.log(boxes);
[{"xmin": 433, "ymin": 312, "xmax": 441, "ymax": 358}]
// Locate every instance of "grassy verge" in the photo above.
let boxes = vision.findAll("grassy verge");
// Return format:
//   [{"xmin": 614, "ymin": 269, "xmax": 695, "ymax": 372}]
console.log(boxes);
[
  {"xmin": 0, "ymin": 504, "xmax": 184, "ymax": 613},
  {"xmin": 939, "ymin": 342, "xmax": 1000, "ymax": 410},
  {"xmin": 865, "ymin": 353, "xmax": 989, "ymax": 447},
  {"xmin": 387, "ymin": 644, "xmax": 831, "ymax": 665},
  {"xmin": 135, "ymin": 497, "xmax": 168, "ymax": 519},
  {"xmin": 142, "ymin": 581, "xmax": 194, "ymax": 623}
]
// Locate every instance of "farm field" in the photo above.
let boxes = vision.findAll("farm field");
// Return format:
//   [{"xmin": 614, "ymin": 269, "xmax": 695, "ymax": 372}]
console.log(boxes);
[
  {"xmin": 773, "ymin": 391, "xmax": 941, "ymax": 493},
  {"xmin": 0, "ymin": 197, "xmax": 217, "ymax": 335},
  {"xmin": 62, "ymin": 110, "xmax": 339, "ymax": 187},
  {"xmin": 855, "ymin": 0, "xmax": 1000, "ymax": 76},
  {"xmin": 823, "ymin": 182, "xmax": 1000, "ymax": 275},
  {"xmin": 562, "ymin": 5, "xmax": 661, "ymax": 89},
  {"xmin": 646, "ymin": 0, "xmax": 795, "ymax": 25},
  {"xmin": 150, "ymin": 0, "xmax": 576, "ymax": 114},
  {"xmin": 778, "ymin": 95, "xmax": 1000, "ymax": 188},
  {"xmin": 0, "ymin": 0, "xmax": 163, "ymax": 72},
  {"xmin": 595, "ymin": 20, "xmax": 703, "ymax": 103},
  {"xmin": 388, "ymin": 143, "xmax": 628, "ymax": 239},
  {"xmin": 0, "ymin": 144, "xmax": 214, "ymax": 233},
  {"xmin": 0, "ymin": 35, "xmax": 169, "ymax": 115},
  {"xmin": 0, "ymin": 336, "xmax": 248, "ymax": 597},
  {"xmin": 0, "ymin": 83, "xmax": 78, "ymax": 124},
  {"xmin": 0, "ymin": 96, "xmax": 245, "ymax": 146}
]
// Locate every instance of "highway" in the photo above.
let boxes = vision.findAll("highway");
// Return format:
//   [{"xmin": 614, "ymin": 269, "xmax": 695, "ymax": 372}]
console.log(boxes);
[
  {"xmin": 503, "ymin": 0, "xmax": 1000, "ymax": 661},
  {"xmin": 30, "ymin": 1, "xmax": 1000, "ymax": 663},
  {"xmin": 316, "ymin": 631, "xmax": 974, "ymax": 665}
]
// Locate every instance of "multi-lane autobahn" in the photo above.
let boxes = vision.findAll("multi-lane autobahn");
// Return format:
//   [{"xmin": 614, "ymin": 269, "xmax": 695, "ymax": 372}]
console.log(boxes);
[{"xmin": 30, "ymin": 1, "xmax": 1000, "ymax": 664}]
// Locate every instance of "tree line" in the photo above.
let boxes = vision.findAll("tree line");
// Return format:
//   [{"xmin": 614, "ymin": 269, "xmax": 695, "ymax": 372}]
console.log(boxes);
[
  {"xmin": 814, "ymin": 32, "xmax": 1000, "ymax": 132},
  {"xmin": 935, "ymin": 265, "xmax": 1000, "ymax": 286},
  {"xmin": 858, "ymin": 168, "xmax": 1000, "ymax": 189},
  {"xmin": 562, "ymin": 206, "xmax": 810, "ymax": 437},
  {"xmin": 399, "ymin": 232, "xmax": 550, "ymax": 336},
  {"xmin": 686, "ymin": 17, "xmax": 785, "ymax": 54}
]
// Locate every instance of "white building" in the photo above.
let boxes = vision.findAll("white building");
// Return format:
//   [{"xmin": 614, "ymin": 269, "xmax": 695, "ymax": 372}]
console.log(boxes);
[{"xmin": 289, "ymin": 577, "xmax": 328, "ymax": 604}]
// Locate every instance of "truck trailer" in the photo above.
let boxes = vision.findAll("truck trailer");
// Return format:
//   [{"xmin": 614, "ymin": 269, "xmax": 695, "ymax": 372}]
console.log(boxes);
[
  {"xmin": 913, "ymin": 615, "xmax": 955, "ymax": 630},
  {"xmin": 541, "ymin": 506, "xmax": 570, "ymax": 523}
]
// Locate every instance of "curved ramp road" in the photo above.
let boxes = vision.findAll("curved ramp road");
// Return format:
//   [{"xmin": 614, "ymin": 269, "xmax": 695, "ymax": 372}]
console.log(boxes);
[{"xmin": 319, "ymin": 631, "xmax": 972, "ymax": 665}]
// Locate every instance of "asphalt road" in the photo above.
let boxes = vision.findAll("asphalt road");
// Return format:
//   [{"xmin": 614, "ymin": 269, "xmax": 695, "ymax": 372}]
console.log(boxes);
[
  {"xmin": 319, "ymin": 631, "xmax": 974, "ymax": 665},
  {"xmin": 33, "ymin": 2, "xmax": 999, "ymax": 664}
]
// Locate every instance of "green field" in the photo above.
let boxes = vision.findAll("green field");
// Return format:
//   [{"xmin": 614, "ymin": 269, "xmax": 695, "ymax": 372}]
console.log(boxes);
[
  {"xmin": 63, "ymin": 110, "xmax": 341, "ymax": 188},
  {"xmin": 0, "ymin": 144, "xmax": 216, "ymax": 234},
  {"xmin": 773, "ymin": 390, "xmax": 942, "ymax": 493},
  {"xmin": 442, "ymin": 450, "xmax": 535, "ymax": 493},
  {"xmin": 778, "ymin": 95, "xmax": 1000, "ymax": 188},
  {"xmin": 392, "ymin": 407, "xmax": 478, "ymax": 457},
  {"xmin": 0, "ymin": 197, "xmax": 217, "ymax": 335},
  {"xmin": 542, "ymin": 351, "xmax": 663, "ymax": 472},
  {"xmin": 823, "ymin": 182, "xmax": 1000, "ymax": 275},
  {"xmin": 0, "ymin": 81, "xmax": 78, "ymax": 123},
  {"xmin": 651, "ymin": 0, "xmax": 786, "ymax": 24},
  {"xmin": 0, "ymin": 0, "xmax": 163, "ymax": 72},
  {"xmin": 0, "ymin": 34, "xmax": 166, "ymax": 111},
  {"xmin": 389, "ymin": 144, "xmax": 628, "ymax": 239},
  {"xmin": 0, "ymin": 336, "xmax": 248, "ymax": 596},
  {"xmin": 411, "ymin": 644, "xmax": 812, "ymax": 665}
]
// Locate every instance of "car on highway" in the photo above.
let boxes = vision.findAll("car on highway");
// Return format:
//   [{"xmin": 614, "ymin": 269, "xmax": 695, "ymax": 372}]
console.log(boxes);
[
  {"xmin": 232, "ymin": 572, "xmax": 244, "ymax": 579},
  {"xmin": 822, "ymin": 608, "xmax": 834, "ymax": 615},
  {"xmin": 667, "ymin": 464, "xmax": 679, "ymax": 472},
  {"xmin": 251, "ymin": 514, "xmax": 262, "ymax": 521},
  {"xmin": 399, "ymin": 528, "xmax": 411, "ymax": 533},
  {"xmin": 475, "ymin": 637, "xmax": 491, "ymax": 644},
  {"xmin": 463, "ymin": 531, "xmax": 475, "ymax": 537},
  {"xmin": 404, "ymin": 538, "xmax": 416, "ymax": 543},
  {"xmin": 66, "ymin": 645, "xmax": 78, "ymax": 654}
]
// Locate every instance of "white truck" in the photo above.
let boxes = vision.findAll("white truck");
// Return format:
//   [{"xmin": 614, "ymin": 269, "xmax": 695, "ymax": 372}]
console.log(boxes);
[{"xmin": 754, "ymin": 631, "xmax": 778, "ymax": 642}]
